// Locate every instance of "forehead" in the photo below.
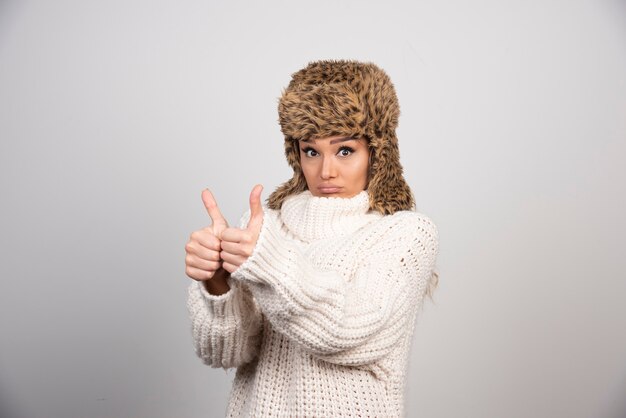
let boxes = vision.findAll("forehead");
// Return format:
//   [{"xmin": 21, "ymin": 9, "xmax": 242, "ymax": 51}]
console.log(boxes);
[{"xmin": 300, "ymin": 136, "xmax": 364, "ymax": 145}]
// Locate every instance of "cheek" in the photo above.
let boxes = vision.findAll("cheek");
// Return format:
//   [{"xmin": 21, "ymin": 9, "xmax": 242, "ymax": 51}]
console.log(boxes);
[
  {"xmin": 299, "ymin": 157, "xmax": 314, "ymax": 180},
  {"xmin": 350, "ymin": 153, "xmax": 369, "ymax": 180}
]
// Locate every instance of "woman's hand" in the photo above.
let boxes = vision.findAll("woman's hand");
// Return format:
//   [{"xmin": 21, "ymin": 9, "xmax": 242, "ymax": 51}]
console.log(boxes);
[
  {"xmin": 184, "ymin": 188, "xmax": 230, "ymax": 281},
  {"xmin": 219, "ymin": 184, "xmax": 264, "ymax": 274}
]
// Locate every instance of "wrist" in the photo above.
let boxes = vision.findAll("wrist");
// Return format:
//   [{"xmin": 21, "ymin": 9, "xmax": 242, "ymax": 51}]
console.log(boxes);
[{"xmin": 202, "ymin": 267, "xmax": 231, "ymax": 295}]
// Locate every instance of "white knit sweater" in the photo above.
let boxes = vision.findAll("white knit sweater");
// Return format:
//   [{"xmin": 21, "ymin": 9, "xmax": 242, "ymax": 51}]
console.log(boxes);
[{"xmin": 187, "ymin": 189, "xmax": 439, "ymax": 417}]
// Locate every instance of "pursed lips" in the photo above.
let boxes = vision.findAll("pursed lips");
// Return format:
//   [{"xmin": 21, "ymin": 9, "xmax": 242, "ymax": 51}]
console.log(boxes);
[{"xmin": 318, "ymin": 185, "xmax": 342, "ymax": 193}]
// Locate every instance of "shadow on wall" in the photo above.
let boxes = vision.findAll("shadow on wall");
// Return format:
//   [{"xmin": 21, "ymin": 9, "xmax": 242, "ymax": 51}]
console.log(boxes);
[
  {"xmin": 604, "ymin": 372, "xmax": 626, "ymax": 418},
  {"xmin": 0, "ymin": 392, "xmax": 27, "ymax": 418}
]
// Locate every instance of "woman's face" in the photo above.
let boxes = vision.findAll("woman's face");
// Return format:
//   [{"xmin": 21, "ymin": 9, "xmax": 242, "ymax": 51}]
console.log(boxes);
[{"xmin": 298, "ymin": 135, "xmax": 370, "ymax": 198}]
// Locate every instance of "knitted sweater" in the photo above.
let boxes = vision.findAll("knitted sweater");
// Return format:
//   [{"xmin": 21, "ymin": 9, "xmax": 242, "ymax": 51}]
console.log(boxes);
[{"xmin": 187, "ymin": 189, "xmax": 439, "ymax": 417}]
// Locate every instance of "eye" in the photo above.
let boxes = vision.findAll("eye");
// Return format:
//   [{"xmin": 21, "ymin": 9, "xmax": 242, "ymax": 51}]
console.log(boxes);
[
  {"xmin": 300, "ymin": 146, "xmax": 355, "ymax": 158},
  {"xmin": 301, "ymin": 147, "xmax": 318, "ymax": 157},
  {"xmin": 337, "ymin": 146, "xmax": 355, "ymax": 157}
]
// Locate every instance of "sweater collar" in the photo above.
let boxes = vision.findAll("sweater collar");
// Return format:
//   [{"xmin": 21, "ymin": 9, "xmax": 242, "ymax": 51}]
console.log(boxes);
[{"xmin": 279, "ymin": 189, "xmax": 382, "ymax": 242}]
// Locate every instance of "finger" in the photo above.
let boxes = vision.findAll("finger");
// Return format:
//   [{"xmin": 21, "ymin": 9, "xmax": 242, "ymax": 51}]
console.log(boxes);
[
  {"xmin": 222, "ymin": 261, "xmax": 237, "ymax": 274},
  {"xmin": 201, "ymin": 188, "xmax": 228, "ymax": 228},
  {"xmin": 185, "ymin": 241, "xmax": 221, "ymax": 261},
  {"xmin": 185, "ymin": 265, "xmax": 216, "ymax": 281},
  {"xmin": 220, "ymin": 240, "xmax": 250, "ymax": 257},
  {"xmin": 185, "ymin": 243, "xmax": 222, "ymax": 261},
  {"xmin": 190, "ymin": 230, "xmax": 221, "ymax": 251},
  {"xmin": 185, "ymin": 254, "xmax": 221, "ymax": 272},
  {"xmin": 220, "ymin": 249, "xmax": 247, "ymax": 267},
  {"xmin": 195, "ymin": 245, "xmax": 222, "ymax": 262},
  {"xmin": 220, "ymin": 227, "xmax": 249, "ymax": 244},
  {"xmin": 247, "ymin": 184, "xmax": 264, "ymax": 231}
]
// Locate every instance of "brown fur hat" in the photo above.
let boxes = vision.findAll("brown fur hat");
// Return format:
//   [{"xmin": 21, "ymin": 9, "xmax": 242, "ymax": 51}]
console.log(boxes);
[{"xmin": 267, "ymin": 59, "xmax": 415, "ymax": 215}]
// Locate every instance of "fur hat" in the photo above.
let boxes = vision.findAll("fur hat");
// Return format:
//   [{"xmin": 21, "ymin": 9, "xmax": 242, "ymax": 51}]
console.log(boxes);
[{"xmin": 267, "ymin": 59, "xmax": 415, "ymax": 215}]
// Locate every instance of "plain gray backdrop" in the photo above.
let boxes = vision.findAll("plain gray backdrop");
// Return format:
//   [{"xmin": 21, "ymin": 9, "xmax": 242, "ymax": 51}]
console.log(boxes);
[{"xmin": 1, "ymin": 0, "xmax": 625, "ymax": 417}]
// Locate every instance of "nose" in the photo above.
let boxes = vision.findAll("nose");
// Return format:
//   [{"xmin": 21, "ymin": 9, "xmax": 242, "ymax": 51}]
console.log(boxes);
[{"xmin": 320, "ymin": 155, "xmax": 336, "ymax": 179}]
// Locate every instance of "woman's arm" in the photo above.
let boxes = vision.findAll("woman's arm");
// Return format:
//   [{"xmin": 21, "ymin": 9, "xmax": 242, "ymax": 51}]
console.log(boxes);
[
  {"xmin": 187, "ymin": 275, "xmax": 263, "ymax": 369},
  {"xmin": 231, "ymin": 209, "xmax": 439, "ymax": 367},
  {"xmin": 186, "ymin": 212, "xmax": 264, "ymax": 369}
]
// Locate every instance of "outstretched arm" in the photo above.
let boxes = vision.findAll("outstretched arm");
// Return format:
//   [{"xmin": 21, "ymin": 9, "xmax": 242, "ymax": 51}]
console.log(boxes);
[{"xmin": 230, "ymin": 209, "xmax": 439, "ymax": 367}]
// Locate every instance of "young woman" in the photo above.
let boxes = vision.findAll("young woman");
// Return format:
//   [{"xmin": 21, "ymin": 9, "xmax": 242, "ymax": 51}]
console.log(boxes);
[{"xmin": 185, "ymin": 59, "xmax": 440, "ymax": 417}]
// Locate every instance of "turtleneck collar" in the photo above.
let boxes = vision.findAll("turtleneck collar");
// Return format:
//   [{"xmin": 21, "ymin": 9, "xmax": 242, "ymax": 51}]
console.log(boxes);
[{"xmin": 279, "ymin": 189, "xmax": 383, "ymax": 243}]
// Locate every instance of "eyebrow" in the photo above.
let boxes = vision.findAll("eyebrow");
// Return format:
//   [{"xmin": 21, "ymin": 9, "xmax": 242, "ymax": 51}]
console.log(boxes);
[{"xmin": 300, "ymin": 136, "xmax": 356, "ymax": 145}]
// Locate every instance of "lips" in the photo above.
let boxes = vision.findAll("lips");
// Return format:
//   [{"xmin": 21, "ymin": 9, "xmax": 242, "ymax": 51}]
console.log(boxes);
[{"xmin": 318, "ymin": 185, "xmax": 342, "ymax": 193}]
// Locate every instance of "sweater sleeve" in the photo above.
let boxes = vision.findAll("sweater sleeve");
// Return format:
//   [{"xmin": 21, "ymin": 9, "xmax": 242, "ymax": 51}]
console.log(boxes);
[
  {"xmin": 230, "ymin": 208, "xmax": 439, "ymax": 367},
  {"xmin": 186, "ymin": 210, "xmax": 264, "ymax": 369}
]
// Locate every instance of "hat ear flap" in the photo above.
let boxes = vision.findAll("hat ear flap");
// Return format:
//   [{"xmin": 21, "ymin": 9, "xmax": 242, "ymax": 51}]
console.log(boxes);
[{"xmin": 366, "ymin": 133, "xmax": 415, "ymax": 215}]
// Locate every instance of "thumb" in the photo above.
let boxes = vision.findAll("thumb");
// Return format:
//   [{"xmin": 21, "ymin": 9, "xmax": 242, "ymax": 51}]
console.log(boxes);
[
  {"xmin": 201, "ymin": 188, "xmax": 229, "ymax": 231},
  {"xmin": 246, "ymin": 184, "xmax": 264, "ymax": 232}
]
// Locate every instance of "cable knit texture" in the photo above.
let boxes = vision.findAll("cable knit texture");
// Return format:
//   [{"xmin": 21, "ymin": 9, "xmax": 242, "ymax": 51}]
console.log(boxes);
[{"xmin": 187, "ymin": 190, "xmax": 439, "ymax": 417}]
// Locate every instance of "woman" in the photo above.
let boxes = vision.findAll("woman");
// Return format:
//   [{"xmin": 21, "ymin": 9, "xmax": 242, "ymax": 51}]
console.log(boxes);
[{"xmin": 185, "ymin": 59, "xmax": 440, "ymax": 417}]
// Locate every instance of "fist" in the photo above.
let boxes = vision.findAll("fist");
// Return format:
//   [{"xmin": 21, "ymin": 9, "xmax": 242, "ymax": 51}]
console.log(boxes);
[{"xmin": 184, "ymin": 188, "xmax": 229, "ymax": 281}]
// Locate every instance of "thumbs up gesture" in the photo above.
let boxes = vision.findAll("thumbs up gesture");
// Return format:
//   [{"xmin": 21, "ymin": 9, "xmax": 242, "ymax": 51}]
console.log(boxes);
[
  {"xmin": 184, "ymin": 188, "xmax": 230, "ymax": 281},
  {"xmin": 219, "ymin": 184, "xmax": 264, "ymax": 274}
]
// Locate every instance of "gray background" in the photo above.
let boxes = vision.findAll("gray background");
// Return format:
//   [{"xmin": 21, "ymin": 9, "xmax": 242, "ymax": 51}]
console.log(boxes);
[{"xmin": 1, "ymin": 0, "xmax": 625, "ymax": 417}]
